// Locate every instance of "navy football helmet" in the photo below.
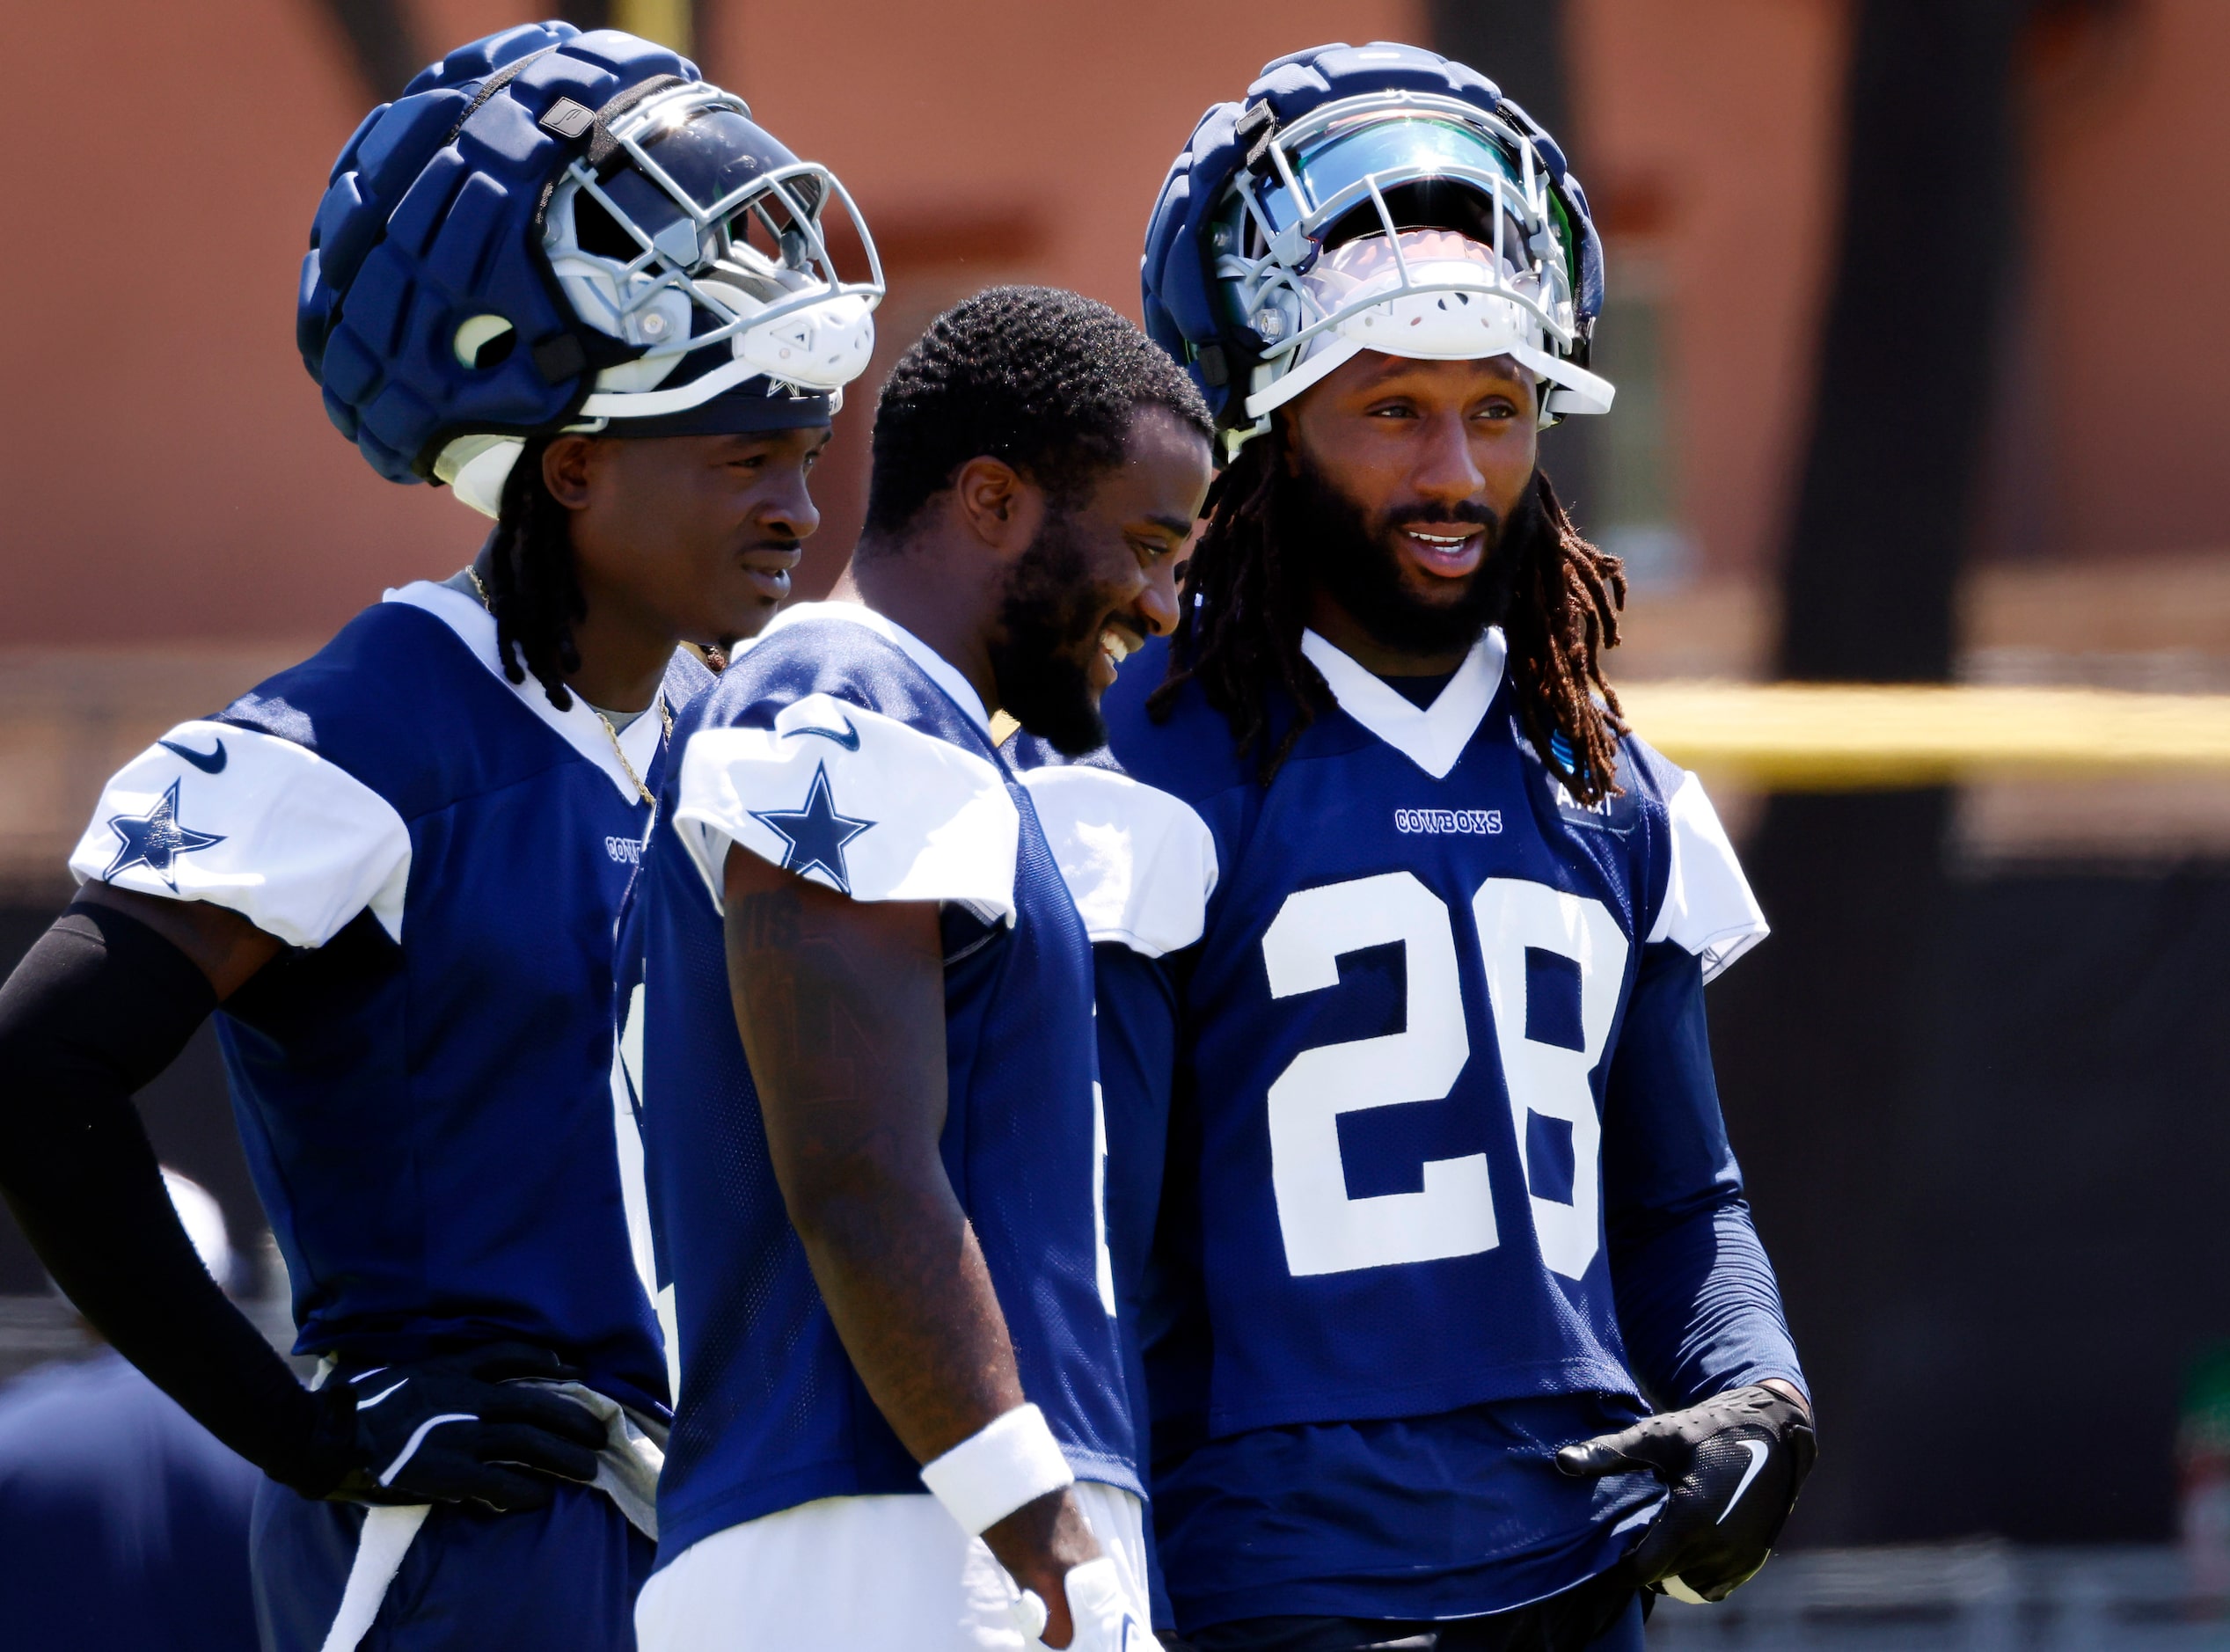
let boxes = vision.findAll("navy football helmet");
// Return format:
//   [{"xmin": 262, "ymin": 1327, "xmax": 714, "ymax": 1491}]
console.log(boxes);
[
  {"xmin": 1141, "ymin": 41, "xmax": 1611, "ymax": 446},
  {"xmin": 299, "ymin": 22, "xmax": 881, "ymax": 511}
]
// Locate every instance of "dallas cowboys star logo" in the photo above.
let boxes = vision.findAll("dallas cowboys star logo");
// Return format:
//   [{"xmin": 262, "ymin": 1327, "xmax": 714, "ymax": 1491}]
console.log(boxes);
[
  {"xmin": 102, "ymin": 778, "xmax": 225, "ymax": 888},
  {"xmin": 750, "ymin": 761, "xmax": 874, "ymax": 894}
]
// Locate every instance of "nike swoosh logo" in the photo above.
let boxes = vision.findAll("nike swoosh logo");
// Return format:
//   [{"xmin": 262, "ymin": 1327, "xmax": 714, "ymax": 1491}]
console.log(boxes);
[
  {"xmin": 1717, "ymin": 1438, "xmax": 1772, "ymax": 1524},
  {"xmin": 158, "ymin": 736, "xmax": 227, "ymax": 773},
  {"xmin": 784, "ymin": 716, "xmax": 860, "ymax": 751},
  {"xmin": 355, "ymin": 1378, "xmax": 409, "ymax": 1411},
  {"xmin": 378, "ymin": 1412, "xmax": 477, "ymax": 1486}
]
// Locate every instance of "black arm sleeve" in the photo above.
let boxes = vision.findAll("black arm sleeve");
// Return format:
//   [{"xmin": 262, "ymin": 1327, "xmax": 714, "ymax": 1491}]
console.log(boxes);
[
  {"xmin": 1602, "ymin": 942, "xmax": 1808, "ymax": 1410},
  {"xmin": 0, "ymin": 903, "xmax": 358, "ymax": 1495}
]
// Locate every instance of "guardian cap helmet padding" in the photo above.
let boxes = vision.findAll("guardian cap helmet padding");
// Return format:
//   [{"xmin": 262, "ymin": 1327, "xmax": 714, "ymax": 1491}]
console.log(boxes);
[
  {"xmin": 1140, "ymin": 42, "xmax": 1611, "ymax": 443},
  {"xmin": 298, "ymin": 22, "xmax": 881, "ymax": 512}
]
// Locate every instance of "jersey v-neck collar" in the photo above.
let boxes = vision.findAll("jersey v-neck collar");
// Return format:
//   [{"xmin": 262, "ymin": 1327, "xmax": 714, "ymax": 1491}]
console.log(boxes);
[
  {"xmin": 383, "ymin": 581, "xmax": 665, "ymax": 808},
  {"xmin": 1299, "ymin": 625, "xmax": 1508, "ymax": 781},
  {"xmin": 750, "ymin": 600, "xmax": 994, "ymax": 736}
]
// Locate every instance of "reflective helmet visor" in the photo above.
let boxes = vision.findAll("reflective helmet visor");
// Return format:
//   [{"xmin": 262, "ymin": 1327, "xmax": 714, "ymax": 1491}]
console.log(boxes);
[
  {"xmin": 588, "ymin": 106, "xmax": 823, "ymax": 274},
  {"xmin": 1218, "ymin": 111, "xmax": 1569, "ymax": 342},
  {"xmin": 634, "ymin": 106, "xmax": 803, "ymax": 216},
  {"xmin": 1260, "ymin": 115, "xmax": 1531, "ymax": 245}
]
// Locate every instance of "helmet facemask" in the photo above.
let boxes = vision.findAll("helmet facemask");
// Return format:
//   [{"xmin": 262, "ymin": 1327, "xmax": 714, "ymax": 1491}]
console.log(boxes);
[
  {"xmin": 1211, "ymin": 91, "xmax": 1613, "ymax": 432},
  {"xmin": 435, "ymin": 83, "xmax": 881, "ymax": 516},
  {"xmin": 546, "ymin": 84, "xmax": 881, "ymax": 413}
]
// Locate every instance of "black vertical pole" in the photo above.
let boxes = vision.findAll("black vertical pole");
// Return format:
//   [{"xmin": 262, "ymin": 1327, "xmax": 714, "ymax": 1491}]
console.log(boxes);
[
  {"xmin": 1709, "ymin": 0, "xmax": 2033, "ymax": 1543},
  {"xmin": 314, "ymin": 0, "xmax": 425, "ymax": 101},
  {"xmin": 1777, "ymin": 0, "xmax": 2030, "ymax": 683}
]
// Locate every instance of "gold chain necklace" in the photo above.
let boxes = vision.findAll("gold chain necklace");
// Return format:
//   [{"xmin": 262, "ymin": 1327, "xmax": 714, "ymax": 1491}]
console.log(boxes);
[
  {"xmin": 594, "ymin": 696, "xmax": 675, "ymax": 808},
  {"xmin": 464, "ymin": 567, "xmax": 672, "ymax": 808}
]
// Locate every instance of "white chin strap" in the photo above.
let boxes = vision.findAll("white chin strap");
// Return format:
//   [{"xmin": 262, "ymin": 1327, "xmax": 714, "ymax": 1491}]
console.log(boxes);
[
  {"xmin": 1240, "ymin": 236, "xmax": 1616, "ymax": 424},
  {"xmin": 578, "ymin": 286, "xmax": 876, "ymax": 420},
  {"xmin": 736, "ymin": 291, "xmax": 877, "ymax": 391},
  {"xmin": 1246, "ymin": 333, "xmax": 1615, "ymax": 424},
  {"xmin": 1244, "ymin": 285, "xmax": 1616, "ymax": 422},
  {"xmin": 435, "ymin": 435, "xmax": 524, "ymax": 519}
]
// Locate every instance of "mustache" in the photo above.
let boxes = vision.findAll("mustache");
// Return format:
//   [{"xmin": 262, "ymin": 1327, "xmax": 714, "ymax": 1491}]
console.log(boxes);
[
  {"xmin": 1382, "ymin": 501, "xmax": 1498, "ymax": 533},
  {"xmin": 1276, "ymin": 464, "xmax": 1530, "ymax": 657}
]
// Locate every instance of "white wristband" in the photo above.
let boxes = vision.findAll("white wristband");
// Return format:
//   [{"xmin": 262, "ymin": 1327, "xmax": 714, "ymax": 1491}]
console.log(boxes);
[{"xmin": 918, "ymin": 1403, "xmax": 1075, "ymax": 1535}]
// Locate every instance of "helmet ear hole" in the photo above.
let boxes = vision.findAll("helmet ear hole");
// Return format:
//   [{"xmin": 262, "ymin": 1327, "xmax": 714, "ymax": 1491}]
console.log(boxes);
[{"xmin": 454, "ymin": 314, "xmax": 518, "ymax": 370}]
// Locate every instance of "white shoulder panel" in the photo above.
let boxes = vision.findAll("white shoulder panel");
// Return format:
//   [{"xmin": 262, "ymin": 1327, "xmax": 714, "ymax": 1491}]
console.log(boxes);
[
  {"xmin": 1644, "ymin": 770, "xmax": 1768, "ymax": 982},
  {"xmin": 1017, "ymin": 766, "xmax": 1219, "ymax": 958},
  {"xmin": 674, "ymin": 693, "xmax": 1018, "ymax": 919},
  {"xmin": 67, "ymin": 720, "xmax": 413, "ymax": 947}
]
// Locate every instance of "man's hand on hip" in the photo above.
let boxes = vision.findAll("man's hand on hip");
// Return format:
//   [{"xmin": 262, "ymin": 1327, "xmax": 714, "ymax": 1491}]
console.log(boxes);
[{"xmin": 323, "ymin": 1342, "xmax": 607, "ymax": 1511}]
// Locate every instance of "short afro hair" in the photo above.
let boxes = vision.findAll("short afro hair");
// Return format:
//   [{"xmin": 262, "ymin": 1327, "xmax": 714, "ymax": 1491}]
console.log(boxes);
[{"xmin": 864, "ymin": 285, "xmax": 1211, "ymax": 539}]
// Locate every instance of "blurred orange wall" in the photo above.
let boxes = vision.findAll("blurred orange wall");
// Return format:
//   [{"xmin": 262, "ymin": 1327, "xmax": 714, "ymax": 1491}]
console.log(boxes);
[
  {"xmin": 0, "ymin": 1, "xmax": 489, "ymax": 647},
  {"xmin": 2023, "ymin": 0, "xmax": 2230, "ymax": 564},
  {"xmin": 1, "ymin": 1, "xmax": 2219, "ymax": 648},
  {"xmin": 0, "ymin": 0, "xmax": 1419, "ymax": 644},
  {"xmin": 716, "ymin": 0, "xmax": 1422, "ymax": 316},
  {"xmin": 1568, "ymin": 0, "xmax": 2230, "ymax": 575},
  {"xmin": 1569, "ymin": 0, "xmax": 1852, "ymax": 581}
]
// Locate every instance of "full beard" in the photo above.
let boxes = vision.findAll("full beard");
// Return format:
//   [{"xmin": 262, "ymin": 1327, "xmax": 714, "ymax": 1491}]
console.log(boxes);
[
  {"xmin": 1277, "ymin": 462, "xmax": 1536, "ymax": 656},
  {"xmin": 987, "ymin": 508, "xmax": 1111, "ymax": 757}
]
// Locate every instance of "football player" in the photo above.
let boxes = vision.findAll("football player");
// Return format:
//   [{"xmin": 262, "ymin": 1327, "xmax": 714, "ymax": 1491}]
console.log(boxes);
[
  {"xmin": 0, "ymin": 22, "xmax": 877, "ymax": 1651},
  {"xmin": 618, "ymin": 288, "xmax": 1212, "ymax": 1652},
  {"xmin": 1088, "ymin": 43, "xmax": 1817, "ymax": 1649}
]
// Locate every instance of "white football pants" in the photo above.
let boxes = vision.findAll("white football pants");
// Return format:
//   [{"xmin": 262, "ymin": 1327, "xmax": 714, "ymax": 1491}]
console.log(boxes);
[{"xmin": 636, "ymin": 1480, "xmax": 1149, "ymax": 1651}]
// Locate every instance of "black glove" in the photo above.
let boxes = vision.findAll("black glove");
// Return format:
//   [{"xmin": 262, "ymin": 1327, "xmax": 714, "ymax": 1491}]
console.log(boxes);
[
  {"xmin": 318, "ymin": 1342, "xmax": 609, "ymax": 1512},
  {"xmin": 1555, "ymin": 1384, "xmax": 1817, "ymax": 1602}
]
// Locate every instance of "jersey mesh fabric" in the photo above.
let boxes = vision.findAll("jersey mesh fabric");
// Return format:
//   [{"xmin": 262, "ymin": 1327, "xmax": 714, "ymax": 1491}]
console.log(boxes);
[{"xmin": 632, "ymin": 613, "xmax": 1138, "ymax": 1568}]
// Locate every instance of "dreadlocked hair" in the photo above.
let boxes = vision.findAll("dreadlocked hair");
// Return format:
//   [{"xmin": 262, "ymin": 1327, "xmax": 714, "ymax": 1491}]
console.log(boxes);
[
  {"xmin": 483, "ymin": 437, "xmax": 589, "ymax": 711},
  {"xmin": 1501, "ymin": 469, "xmax": 1629, "ymax": 803},
  {"xmin": 1147, "ymin": 422, "xmax": 1320, "ymax": 781},
  {"xmin": 1149, "ymin": 434, "xmax": 1631, "ymax": 804}
]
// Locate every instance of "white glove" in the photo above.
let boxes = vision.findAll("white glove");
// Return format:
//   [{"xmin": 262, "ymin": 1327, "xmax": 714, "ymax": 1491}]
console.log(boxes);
[{"xmin": 1010, "ymin": 1557, "xmax": 1160, "ymax": 1652}]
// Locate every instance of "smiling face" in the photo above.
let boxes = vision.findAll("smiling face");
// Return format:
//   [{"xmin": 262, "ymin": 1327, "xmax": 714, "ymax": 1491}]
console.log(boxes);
[
  {"xmin": 551, "ymin": 426, "xmax": 829, "ymax": 651},
  {"xmin": 1281, "ymin": 350, "xmax": 1541, "ymax": 669},
  {"xmin": 989, "ymin": 404, "xmax": 1212, "ymax": 754}
]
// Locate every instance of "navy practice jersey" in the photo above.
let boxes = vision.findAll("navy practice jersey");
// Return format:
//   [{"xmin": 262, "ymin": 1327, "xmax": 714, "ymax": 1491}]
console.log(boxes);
[
  {"xmin": 69, "ymin": 582, "xmax": 694, "ymax": 1414},
  {"xmin": 624, "ymin": 603, "xmax": 1140, "ymax": 1567},
  {"xmin": 1010, "ymin": 752, "xmax": 1222, "ymax": 1628},
  {"xmin": 1100, "ymin": 625, "xmax": 1803, "ymax": 1627}
]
